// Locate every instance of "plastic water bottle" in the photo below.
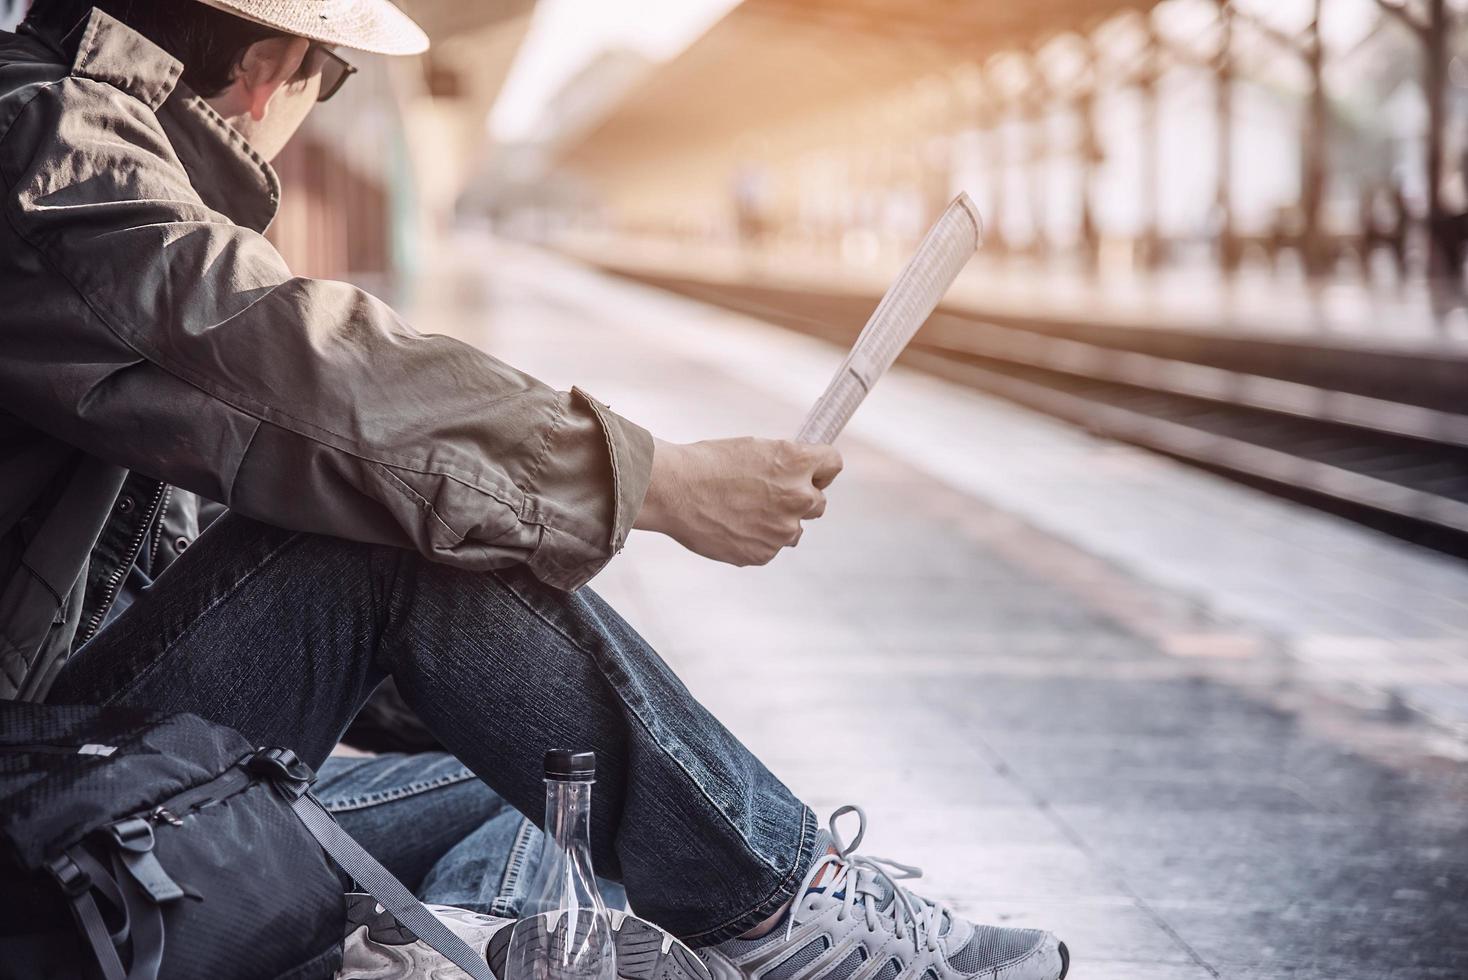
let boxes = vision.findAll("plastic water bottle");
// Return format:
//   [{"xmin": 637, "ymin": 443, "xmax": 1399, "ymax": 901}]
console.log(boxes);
[{"xmin": 505, "ymin": 750, "xmax": 617, "ymax": 980}]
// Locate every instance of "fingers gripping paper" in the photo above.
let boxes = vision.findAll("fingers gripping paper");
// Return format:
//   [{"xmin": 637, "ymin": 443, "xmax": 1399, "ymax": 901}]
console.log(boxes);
[{"xmin": 796, "ymin": 194, "xmax": 984, "ymax": 444}]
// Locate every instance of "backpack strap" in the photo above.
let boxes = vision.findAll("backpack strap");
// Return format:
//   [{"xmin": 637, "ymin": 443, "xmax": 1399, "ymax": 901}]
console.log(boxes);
[
  {"xmin": 290, "ymin": 794, "xmax": 496, "ymax": 980},
  {"xmin": 248, "ymin": 748, "xmax": 494, "ymax": 980},
  {"xmin": 48, "ymin": 847, "xmax": 160, "ymax": 980},
  {"xmin": 70, "ymin": 889, "xmax": 129, "ymax": 980}
]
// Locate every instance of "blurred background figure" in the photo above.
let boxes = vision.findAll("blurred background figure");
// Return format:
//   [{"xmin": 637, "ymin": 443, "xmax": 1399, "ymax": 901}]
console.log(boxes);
[{"xmin": 6, "ymin": 1, "xmax": 1466, "ymax": 977}]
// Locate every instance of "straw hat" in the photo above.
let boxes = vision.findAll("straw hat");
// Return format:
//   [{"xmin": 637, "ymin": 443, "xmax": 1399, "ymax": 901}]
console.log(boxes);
[{"xmin": 194, "ymin": 0, "xmax": 429, "ymax": 55}]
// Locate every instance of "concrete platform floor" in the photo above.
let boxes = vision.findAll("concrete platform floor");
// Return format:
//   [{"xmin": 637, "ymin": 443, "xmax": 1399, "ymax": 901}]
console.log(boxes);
[{"xmin": 409, "ymin": 237, "xmax": 1468, "ymax": 980}]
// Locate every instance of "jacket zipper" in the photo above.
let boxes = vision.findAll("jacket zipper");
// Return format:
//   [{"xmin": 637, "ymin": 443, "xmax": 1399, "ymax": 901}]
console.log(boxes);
[
  {"xmin": 77, "ymin": 481, "xmax": 167, "ymax": 645},
  {"xmin": 147, "ymin": 485, "xmax": 175, "ymax": 569}
]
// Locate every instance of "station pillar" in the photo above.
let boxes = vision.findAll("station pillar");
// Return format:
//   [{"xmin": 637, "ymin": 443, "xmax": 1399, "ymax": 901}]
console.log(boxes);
[
  {"xmin": 1214, "ymin": 1, "xmax": 1238, "ymax": 272},
  {"xmin": 1299, "ymin": 0, "xmax": 1328, "ymax": 276},
  {"xmin": 1138, "ymin": 16, "xmax": 1161, "ymax": 270},
  {"xmin": 1423, "ymin": 0, "xmax": 1454, "ymax": 278}
]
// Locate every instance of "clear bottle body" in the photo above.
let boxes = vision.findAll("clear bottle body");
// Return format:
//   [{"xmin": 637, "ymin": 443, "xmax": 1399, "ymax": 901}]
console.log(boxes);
[{"xmin": 506, "ymin": 777, "xmax": 616, "ymax": 980}]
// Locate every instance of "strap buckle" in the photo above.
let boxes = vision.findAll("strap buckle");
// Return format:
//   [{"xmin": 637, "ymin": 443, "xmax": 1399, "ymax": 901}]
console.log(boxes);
[
  {"xmin": 247, "ymin": 746, "xmax": 316, "ymax": 798},
  {"xmin": 106, "ymin": 817, "xmax": 154, "ymax": 853},
  {"xmin": 105, "ymin": 818, "xmax": 184, "ymax": 904},
  {"xmin": 46, "ymin": 853, "xmax": 92, "ymax": 897}
]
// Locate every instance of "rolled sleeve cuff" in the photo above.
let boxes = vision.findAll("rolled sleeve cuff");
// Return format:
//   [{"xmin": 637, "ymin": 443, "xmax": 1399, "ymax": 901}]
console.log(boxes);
[{"xmin": 523, "ymin": 386, "xmax": 654, "ymax": 591}]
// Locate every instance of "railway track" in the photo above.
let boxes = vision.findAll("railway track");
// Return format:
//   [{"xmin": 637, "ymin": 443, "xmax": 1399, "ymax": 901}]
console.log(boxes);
[{"xmin": 616, "ymin": 271, "xmax": 1468, "ymax": 557}]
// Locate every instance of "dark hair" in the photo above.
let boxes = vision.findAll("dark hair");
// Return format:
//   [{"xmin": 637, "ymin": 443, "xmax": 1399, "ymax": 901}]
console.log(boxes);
[{"xmin": 23, "ymin": 0, "xmax": 288, "ymax": 96}]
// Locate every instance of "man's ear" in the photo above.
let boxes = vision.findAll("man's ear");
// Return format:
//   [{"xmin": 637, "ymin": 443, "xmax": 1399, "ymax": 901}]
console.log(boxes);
[{"xmin": 237, "ymin": 36, "xmax": 312, "ymax": 122}]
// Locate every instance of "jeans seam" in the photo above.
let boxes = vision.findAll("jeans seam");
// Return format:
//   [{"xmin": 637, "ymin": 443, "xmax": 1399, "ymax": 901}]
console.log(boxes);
[
  {"xmin": 96, "ymin": 531, "xmax": 305, "ymax": 708},
  {"xmin": 371, "ymin": 544, "xmax": 401, "ymax": 675},
  {"xmin": 490, "ymin": 818, "xmax": 539, "ymax": 917},
  {"xmin": 380, "ymin": 544, "xmax": 419, "ymax": 676},
  {"xmin": 491, "ymin": 571, "xmax": 784, "ymax": 879},
  {"xmin": 322, "ymin": 766, "xmax": 478, "ymax": 812}
]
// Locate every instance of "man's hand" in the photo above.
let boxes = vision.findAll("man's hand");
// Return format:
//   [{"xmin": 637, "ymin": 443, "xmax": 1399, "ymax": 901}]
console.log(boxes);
[{"xmin": 634, "ymin": 437, "xmax": 844, "ymax": 566}]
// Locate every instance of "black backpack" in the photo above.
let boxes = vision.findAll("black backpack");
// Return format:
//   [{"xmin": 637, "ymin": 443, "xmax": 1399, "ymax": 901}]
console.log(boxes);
[{"xmin": 0, "ymin": 701, "xmax": 493, "ymax": 980}]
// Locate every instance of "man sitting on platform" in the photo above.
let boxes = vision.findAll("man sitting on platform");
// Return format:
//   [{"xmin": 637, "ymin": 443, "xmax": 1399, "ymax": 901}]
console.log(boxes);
[{"xmin": 0, "ymin": 2, "xmax": 1067, "ymax": 979}]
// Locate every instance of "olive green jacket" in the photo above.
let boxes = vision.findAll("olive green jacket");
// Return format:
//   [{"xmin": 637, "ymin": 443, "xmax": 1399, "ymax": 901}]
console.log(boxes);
[{"xmin": 0, "ymin": 10, "xmax": 653, "ymax": 701}]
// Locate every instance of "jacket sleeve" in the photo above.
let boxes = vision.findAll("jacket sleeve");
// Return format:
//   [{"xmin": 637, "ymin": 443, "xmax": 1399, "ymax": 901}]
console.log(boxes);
[{"xmin": 0, "ymin": 77, "xmax": 653, "ymax": 591}]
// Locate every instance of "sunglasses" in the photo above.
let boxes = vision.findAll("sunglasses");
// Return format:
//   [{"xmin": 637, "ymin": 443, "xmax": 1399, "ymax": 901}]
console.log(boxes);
[{"xmin": 312, "ymin": 46, "xmax": 358, "ymax": 103}]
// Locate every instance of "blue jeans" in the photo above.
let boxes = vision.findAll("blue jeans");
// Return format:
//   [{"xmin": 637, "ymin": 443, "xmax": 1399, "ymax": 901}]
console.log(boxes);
[
  {"xmin": 315, "ymin": 752, "xmax": 626, "ymax": 916},
  {"xmin": 51, "ymin": 514, "xmax": 817, "ymax": 944}
]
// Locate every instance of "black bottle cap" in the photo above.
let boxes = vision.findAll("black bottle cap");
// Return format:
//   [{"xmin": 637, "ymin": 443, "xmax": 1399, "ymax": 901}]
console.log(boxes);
[{"xmin": 544, "ymin": 749, "xmax": 596, "ymax": 781}]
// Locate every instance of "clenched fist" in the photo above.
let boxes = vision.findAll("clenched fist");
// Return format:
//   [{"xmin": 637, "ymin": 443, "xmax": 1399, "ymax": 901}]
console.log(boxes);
[{"xmin": 634, "ymin": 437, "xmax": 843, "ymax": 566}]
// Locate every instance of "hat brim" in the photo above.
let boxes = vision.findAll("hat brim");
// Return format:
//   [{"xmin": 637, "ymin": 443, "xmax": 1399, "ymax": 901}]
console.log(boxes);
[{"xmin": 193, "ymin": 0, "xmax": 429, "ymax": 55}]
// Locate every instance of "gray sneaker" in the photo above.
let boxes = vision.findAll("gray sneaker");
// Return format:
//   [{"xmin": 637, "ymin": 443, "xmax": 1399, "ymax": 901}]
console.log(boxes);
[
  {"xmin": 700, "ymin": 807, "xmax": 1069, "ymax": 980},
  {"xmin": 337, "ymin": 893, "xmax": 715, "ymax": 980}
]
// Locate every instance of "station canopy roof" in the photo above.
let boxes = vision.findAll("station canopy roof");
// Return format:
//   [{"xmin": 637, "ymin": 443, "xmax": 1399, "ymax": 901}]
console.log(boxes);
[
  {"xmin": 559, "ymin": 0, "xmax": 1160, "ymax": 174},
  {"xmin": 397, "ymin": 0, "xmax": 532, "ymax": 42},
  {"xmin": 747, "ymin": 0, "xmax": 1159, "ymax": 51}
]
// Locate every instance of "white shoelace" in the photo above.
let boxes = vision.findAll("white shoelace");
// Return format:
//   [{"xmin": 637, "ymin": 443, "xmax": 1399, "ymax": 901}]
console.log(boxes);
[{"xmin": 785, "ymin": 806, "xmax": 949, "ymax": 955}]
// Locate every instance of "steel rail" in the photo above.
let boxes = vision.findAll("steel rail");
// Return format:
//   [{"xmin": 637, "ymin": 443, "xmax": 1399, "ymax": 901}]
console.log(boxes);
[{"xmin": 615, "ymin": 271, "xmax": 1468, "ymax": 545}]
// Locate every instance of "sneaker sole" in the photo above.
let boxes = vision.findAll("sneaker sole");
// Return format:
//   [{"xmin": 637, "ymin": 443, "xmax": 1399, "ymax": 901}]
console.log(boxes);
[{"xmin": 484, "ymin": 909, "xmax": 713, "ymax": 980}]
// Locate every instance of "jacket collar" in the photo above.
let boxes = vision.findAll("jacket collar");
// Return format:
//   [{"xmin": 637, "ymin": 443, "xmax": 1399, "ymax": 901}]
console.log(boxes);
[
  {"xmin": 69, "ymin": 6, "xmax": 181, "ymax": 110},
  {"xmin": 68, "ymin": 9, "xmax": 281, "ymax": 233}
]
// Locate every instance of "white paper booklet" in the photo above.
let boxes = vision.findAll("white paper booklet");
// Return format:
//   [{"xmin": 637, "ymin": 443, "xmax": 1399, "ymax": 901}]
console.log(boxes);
[{"xmin": 795, "ymin": 194, "xmax": 984, "ymax": 444}]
